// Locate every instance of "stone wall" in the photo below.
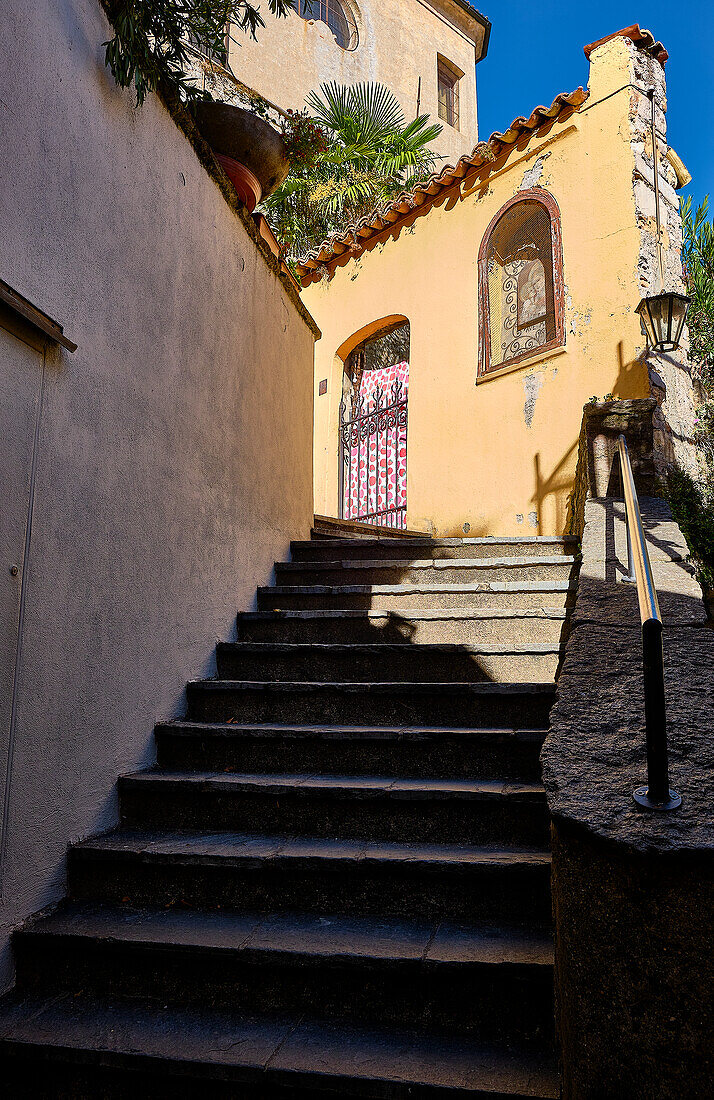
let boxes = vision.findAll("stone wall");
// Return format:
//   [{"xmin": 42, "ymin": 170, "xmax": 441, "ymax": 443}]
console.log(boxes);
[
  {"xmin": 567, "ymin": 397, "xmax": 658, "ymax": 535},
  {"xmin": 614, "ymin": 36, "xmax": 700, "ymax": 477},
  {"xmin": 0, "ymin": 0, "xmax": 317, "ymax": 990},
  {"xmin": 542, "ymin": 433, "xmax": 713, "ymax": 1094}
]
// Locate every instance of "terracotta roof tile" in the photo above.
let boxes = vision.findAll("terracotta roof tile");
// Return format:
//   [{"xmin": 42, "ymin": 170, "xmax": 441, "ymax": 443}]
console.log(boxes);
[
  {"xmin": 296, "ymin": 87, "xmax": 588, "ymax": 283},
  {"xmin": 583, "ymin": 24, "xmax": 668, "ymax": 67}
]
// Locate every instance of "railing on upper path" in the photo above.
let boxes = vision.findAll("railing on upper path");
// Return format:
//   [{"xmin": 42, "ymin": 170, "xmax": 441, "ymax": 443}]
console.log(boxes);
[{"xmin": 617, "ymin": 434, "xmax": 681, "ymax": 811}]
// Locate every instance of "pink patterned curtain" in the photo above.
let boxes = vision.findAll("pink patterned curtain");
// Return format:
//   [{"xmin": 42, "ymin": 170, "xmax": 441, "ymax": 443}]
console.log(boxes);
[{"xmin": 344, "ymin": 361, "xmax": 408, "ymax": 527}]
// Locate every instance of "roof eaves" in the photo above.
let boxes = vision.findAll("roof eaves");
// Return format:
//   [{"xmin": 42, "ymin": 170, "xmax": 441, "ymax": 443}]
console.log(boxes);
[
  {"xmin": 583, "ymin": 24, "xmax": 668, "ymax": 68},
  {"xmin": 297, "ymin": 86, "xmax": 587, "ymax": 283},
  {"xmin": 444, "ymin": 0, "xmax": 491, "ymax": 60}
]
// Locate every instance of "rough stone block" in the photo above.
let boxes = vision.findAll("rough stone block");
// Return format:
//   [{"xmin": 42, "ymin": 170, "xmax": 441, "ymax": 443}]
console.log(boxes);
[{"xmin": 583, "ymin": 400, "xmax": 657, "ymax": 498}]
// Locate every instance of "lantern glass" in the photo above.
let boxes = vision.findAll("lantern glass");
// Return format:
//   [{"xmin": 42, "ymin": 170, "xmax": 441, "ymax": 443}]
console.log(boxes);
[{"xmin": 636, "ymin": 292, "xmax": 691, "ymax": 352}]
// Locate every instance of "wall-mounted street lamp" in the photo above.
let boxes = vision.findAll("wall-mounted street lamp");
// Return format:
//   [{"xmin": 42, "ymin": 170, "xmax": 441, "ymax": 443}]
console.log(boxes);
[
  {"xmin": 636, "ymin": 87, "xmax": 690, "ymax": 353},
  {"xmin": 636, "ymin": 290, "xmax": 690, "ymax": 352}
]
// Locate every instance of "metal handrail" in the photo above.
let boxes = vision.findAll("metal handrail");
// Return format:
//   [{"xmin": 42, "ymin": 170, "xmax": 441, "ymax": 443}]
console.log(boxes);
[{"xmin": 617, "ymin": 435, "xmax": 681, "ymax": 811}]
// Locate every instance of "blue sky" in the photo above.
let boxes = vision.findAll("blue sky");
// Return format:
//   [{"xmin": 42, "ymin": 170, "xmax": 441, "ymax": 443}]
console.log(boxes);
[{"xmin": 475, "ymin": 2, "xmax": 713, "ymax": 214}]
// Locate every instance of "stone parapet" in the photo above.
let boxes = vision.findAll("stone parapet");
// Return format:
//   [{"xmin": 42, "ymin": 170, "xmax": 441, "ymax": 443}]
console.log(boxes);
[
  {"xmin": 543, "ymin": 477, "xmax": 713, "ymax": 1095},
  {"xmin": 568, "ymin": 398, "xmax": 659, "ymax": 535}
]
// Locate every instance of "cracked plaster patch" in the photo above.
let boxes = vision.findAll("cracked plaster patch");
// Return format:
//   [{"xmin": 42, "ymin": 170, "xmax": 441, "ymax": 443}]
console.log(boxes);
[
  {"xmin": 520, "ymin": 153, "xmax": 550, "ymax": 190},
  {"xmin": 523, "ymin": 371, "xmax": 545, "ymax": 428},
  {"xmin": 569, "ymin": 309, "xmax": 591, "ymax": 336}
]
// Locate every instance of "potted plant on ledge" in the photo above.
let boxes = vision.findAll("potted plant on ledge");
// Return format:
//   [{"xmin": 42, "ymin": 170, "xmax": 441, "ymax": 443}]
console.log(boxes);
[{"xmin": 192, "ymin": 101, "xmax": 289, "ymax": 210}]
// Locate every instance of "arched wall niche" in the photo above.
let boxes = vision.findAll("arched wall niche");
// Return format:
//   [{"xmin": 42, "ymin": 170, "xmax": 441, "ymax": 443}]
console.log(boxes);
[
  {"xmin": 336, "ymin": 314, "xmax": 410, "ymax": 530},
  {"xmin": 335, "ymin": 314, "xmax": 410, "ymax": 363},
  {"xmin": 477, "ymin": 188, "xmax": 565, "ymax": 377}
]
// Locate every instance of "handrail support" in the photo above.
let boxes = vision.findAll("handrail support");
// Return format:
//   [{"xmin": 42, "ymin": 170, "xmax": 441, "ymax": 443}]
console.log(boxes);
[{"xmin": 617, "ymin": 435, "xmax": 682, "ymax": 812}]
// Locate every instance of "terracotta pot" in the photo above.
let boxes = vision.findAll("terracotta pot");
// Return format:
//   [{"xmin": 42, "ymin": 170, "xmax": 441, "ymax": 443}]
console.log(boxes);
[{"xmin": 192, "ymin": 102, "xmax": 289, "ymax": 211}]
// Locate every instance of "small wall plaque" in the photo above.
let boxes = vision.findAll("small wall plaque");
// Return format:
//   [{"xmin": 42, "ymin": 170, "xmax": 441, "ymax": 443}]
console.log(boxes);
[{"xmin": 319, "ymin": 379, "xmax": 328, "ymax": 395}]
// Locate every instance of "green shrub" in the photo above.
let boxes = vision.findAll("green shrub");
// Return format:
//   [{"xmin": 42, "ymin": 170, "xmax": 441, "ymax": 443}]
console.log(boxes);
[{"xmin": 665, "ymin": 465, "xmax": 714, "ymax": 593}]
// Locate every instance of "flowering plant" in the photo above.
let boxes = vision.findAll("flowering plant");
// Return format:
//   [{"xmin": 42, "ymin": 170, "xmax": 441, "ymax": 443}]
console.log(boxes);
[{"xmin": 280, "ymin": 109, "xmax": 329, "ymax": 172}]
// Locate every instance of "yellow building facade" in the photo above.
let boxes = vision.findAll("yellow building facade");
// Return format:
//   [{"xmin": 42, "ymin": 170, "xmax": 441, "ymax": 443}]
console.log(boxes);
[
  {"xmin": 229, "ymin": 0, "xmax": 489, "ymax": 163},
  {"xmin": 300, "ymin": 28, "xmax": 697, "ymax": 537}
]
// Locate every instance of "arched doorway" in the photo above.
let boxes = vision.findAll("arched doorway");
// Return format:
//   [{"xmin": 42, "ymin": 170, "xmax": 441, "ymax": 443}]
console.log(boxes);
[{"xmin": 339, "ymin": 320, "xmax": 409, "ymax": 529}]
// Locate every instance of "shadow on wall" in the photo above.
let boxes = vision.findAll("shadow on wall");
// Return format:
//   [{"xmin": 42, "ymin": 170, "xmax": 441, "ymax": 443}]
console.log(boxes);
[
  {"xmin": 532, "ymin": 444, "xmax": 578, "ymax": 536},
  {"xmin": 530, "ymin": 338, "xmax": 653, "ymax": 534},
  {"xmin": 611, "ymin": 340, "xmax": 649, "ymax": 400}
]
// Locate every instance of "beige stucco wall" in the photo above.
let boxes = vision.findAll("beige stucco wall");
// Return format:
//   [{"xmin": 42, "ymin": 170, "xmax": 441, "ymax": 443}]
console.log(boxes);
[
  {"xmin": 0, "ymin": 0, "xmax": 315, "ymax": 990},
  {"xmin": 230, "ymin": 0, "xmax": 484, "ymax": 163},
  {"xmin": 305, "ymin": 37, "xmax": 692, "ymax": 537}
]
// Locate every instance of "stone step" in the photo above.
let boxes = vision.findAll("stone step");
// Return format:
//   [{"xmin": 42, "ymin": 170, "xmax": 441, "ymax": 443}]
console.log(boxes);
[
  {"xmin": 185, "ymin": 680, "xmax": 556, "ymax": 727},
  {"xmin": 69, "ymin": 831, "xmax": 553, "ymax": 925},
  {"xmin": 118, "ymin": 771, "xmax": 550, "ymax": 847},
  {"xmin": 275, "ymin": 557, "xmax": 578, "ymax": 587},
  {"xmin": 215, "ymin": 641, "xmax": 562, "ymax": 684},
  {"xmin": 155, "ymin": 723, "xmax": 546, "ymax": 783},
  {"xmin": 237, "ymin": 608, "xmax": 569, "ymax": 646},
  {"xmin": 14, "ymin": 903, "xmax": 554, "ymax": 1042},
  {"xmin": 257, "ymin": 582, "xmax": 576, "ymax": 612},
  {"xmin": 312, "ymin": 514, "xmax": 424, "ymax": 540},
  {"xmin": 0, "ymin": 992, "xmax": 559, "ymax": 1098},
  {"xmin": 292, "ymin": 536, "xmax": 579, "ymax": 562}
]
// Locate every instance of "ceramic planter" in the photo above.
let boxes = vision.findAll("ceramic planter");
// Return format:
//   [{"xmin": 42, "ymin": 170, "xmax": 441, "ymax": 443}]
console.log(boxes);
[{"xmin": 193, "ymin": 102, "xmax": 289, "ymax": 211}]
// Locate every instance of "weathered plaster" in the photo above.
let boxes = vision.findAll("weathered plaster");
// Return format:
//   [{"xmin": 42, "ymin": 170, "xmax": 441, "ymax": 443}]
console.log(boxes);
[
  {"xmin": 0, "ymin": 0, "xmax": 315, "ymax": 990},
  {"xmin": 228, "ymin": 0, "xmax": 487, "ymax": 163},
  {"xmin": 523, "ymin": 371, "xmax": 545, "ymax": 429},
  {"xmin": 519, "ymin": 153, "xmax": 550, "ymax": 191},
  {"xmin": 306, "ymin": 37, "xmax": 664, "ymax": 536},
  {"xmin": 620, "ymin": 36, "xmax": 699, "ymax": 477}
]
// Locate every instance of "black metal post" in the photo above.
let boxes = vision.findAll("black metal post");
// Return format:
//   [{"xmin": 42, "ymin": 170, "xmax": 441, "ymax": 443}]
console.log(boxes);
[{"xmin": 633, "ymin": 618, "xmax": 682, "ymax": 811}]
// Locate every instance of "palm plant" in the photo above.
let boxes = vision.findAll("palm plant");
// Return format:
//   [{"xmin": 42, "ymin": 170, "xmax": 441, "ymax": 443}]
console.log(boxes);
[{"xmin": 263, "ymin": 81, "xmax": 443, "ymax": 262}]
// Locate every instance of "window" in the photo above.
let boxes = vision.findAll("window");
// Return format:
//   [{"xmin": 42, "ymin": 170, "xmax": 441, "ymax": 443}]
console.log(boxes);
[
  {"xmin": 437, "ymin": 57, "xmax": 461, "ymax": 130},
  {"xmin": 294, "ymin": 0, "xmax": 358, "ymax": 50},
  {"xmin": 478, "ymin": 191, "xmax": 564, "ymax": 376}
]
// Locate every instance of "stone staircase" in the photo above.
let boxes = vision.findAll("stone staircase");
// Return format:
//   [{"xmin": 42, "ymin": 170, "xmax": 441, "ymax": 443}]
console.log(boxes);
[{"xmin": 0, "ymin": 525, "xmax": 579, "ymax": 1098}]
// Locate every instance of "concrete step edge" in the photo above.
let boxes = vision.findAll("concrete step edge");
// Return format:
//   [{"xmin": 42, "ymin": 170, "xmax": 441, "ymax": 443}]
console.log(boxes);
[
  {"xmin": 120, "ymin": 771, "xmax": 546, "ymax": 802},
  {"xmin": 217, "ymin": 642, "xmax": 564, "ymax": 657},
  {"xmin": 277, "ymin": 556, "xmax": 578, "ymax": 571},
  {"xmin": 73, "ymin": 831, "xmax": 552, "ymax": 869},
  {"xmin": 258, "ymin": 582, "xmax": 576, "ymax": 596},
  {"xmin": 0, "ymin": 992, "xmax": 560, "ymax": 1097},
  {"xmin": 155, "ymin": 721, "xmax": 548, "ymax": 741},
  {"xmin": 187, "ymin": 680, "xmax": 556, "ymax": 695},
  {"xmin": 18, "ymin": 903, "xmax": 554, "ymax": 968},
  {"xmin": 293, "ymin": 536, "xmax": 579, "ymax": 550},
  {"xmin": 239, "ymin": 607, "xmax": 569, "ymax": 621}
]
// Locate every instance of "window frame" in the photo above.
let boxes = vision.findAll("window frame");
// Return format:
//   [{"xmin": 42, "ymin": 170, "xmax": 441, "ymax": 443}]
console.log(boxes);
[
  {"xmin": 437, "ymin": 56, "xmax": 461, "ymax": 130},
  {"xmin": 294, "ymin": 0, "xmax": 358, "ymax": 51},
  {"xmin": 477, "ymin": 189, "xmax": 565, "ymax": 378}
]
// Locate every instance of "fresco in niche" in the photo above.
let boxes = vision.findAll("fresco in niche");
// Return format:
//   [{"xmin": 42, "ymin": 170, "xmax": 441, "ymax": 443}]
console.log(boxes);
[
  {"xmin": 484, "ymin": 198, "xmax": 556, "ymax": 370},
  {"xmin": 517, "ymin": 259, "xmax": 547, "ymax": 329}
]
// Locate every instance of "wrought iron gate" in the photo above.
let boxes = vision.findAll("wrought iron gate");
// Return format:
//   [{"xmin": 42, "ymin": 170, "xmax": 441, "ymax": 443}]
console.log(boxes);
[{"xmin": 339, "ymin": 378, "xmax": 408, "ymax": 530}]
